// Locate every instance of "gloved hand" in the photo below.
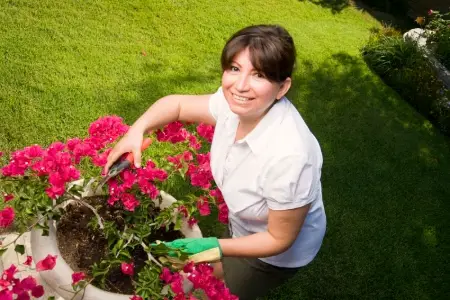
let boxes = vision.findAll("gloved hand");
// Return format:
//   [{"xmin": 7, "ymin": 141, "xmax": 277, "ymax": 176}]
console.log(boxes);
[{"xmin": 162, "ymin": 237, "xmax": 222, "ymax": 263}]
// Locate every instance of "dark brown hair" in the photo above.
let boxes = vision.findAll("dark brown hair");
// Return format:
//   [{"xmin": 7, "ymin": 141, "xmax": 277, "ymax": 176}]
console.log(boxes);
[{"xmin": 221, "ymin": 24, "xmax": 296, "ymax": 83}]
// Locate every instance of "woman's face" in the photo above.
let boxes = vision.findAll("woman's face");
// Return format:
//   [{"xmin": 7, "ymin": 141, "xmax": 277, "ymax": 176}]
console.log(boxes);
[{"xmin": 221, "ymin": 47, "xmax": 291, "ymax": 123}]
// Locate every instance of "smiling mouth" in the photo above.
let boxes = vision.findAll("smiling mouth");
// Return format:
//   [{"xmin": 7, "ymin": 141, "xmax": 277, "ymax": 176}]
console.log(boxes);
[{"xmin": 233, "ymin": 93, "xmax": 254, "ymax": 102}]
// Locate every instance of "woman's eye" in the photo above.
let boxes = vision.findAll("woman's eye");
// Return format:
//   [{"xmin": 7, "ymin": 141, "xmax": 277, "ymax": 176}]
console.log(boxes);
[
  {"xmin": 230, "ymin": 66, "xmax": 239, "ymax": 72},
  {"xmin": 255, "ymin": 72, "xmax": 265, "ymax": 78}
]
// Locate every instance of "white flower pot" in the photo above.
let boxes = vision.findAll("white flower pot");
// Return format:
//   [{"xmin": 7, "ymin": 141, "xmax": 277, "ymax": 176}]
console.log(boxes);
[{"xmin": 30, "ymin": 183, "xmax": 202, "ymax": 300}]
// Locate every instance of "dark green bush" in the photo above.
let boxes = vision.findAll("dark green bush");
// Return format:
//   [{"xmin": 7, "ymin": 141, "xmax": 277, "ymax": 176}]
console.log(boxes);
[
  {"xmin": 362, "ymin": 34, "xmax": 450, "ymax": 135},
  {"xmin": 359, "ymin": 0, "xmax": 409, "ymax": 16}
]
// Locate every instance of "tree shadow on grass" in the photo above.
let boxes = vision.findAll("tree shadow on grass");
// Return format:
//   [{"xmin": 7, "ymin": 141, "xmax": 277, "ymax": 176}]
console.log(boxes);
[
  {"xmin": 111, "ymin": 60, "xmax": 222, "ymax": 124},
  {"xmin": 265, "ymin": 53, "xmax": 450, "ymax": 299},
  {"xmin": 299, "ymin": 0, "xmax": 350, "ymax": 14}
]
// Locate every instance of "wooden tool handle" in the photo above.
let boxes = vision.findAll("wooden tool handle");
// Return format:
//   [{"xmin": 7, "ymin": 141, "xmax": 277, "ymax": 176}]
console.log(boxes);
[{"xmin": 188, "ymin": 248, "xmax": 221, "ymax": 264}]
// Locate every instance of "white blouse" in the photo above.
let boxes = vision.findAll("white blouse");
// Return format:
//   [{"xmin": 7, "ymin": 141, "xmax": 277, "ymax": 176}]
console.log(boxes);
[{"xmin": 208, "ymin": 87, "xmax": 326, "ymax": 268}]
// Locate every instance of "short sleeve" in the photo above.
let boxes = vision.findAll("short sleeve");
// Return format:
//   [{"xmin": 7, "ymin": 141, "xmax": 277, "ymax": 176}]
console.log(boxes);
[
  {"xmin": 262, "ymin": 155, "xmax": 318, "ymax": 210},
  {"xmin": 208, "ymin": 87, "xmax": 229, "ymax": 121}
]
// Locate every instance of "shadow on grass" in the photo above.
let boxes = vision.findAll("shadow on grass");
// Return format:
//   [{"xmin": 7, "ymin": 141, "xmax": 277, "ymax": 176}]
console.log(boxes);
[
  {"xmin": 299, "ymin": 0, "xmax": 350, "ymax": 14},
  {"xmin": 112, "ymin": 61, "xmax": 221, "ymax": 124},
  {"xmin": 264, "ymin": 53, "xmax": 450, "ymax": 299}
]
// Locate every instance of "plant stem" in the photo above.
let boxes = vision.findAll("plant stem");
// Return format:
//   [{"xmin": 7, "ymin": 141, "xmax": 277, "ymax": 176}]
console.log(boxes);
[
  {"xmin": 0, "ymin": 215, "xmax": 47, "ymax": 249},
  {"xmin": 56, "ymin": 197, "xmax": 104, "ymax": 230},
  {"xmin": 133, "ymin": 236, "xmax": 163, "ymax": 268},
  {"xmin": 69, "ymin": 278, "xmax": 95, "ymax": 300}
]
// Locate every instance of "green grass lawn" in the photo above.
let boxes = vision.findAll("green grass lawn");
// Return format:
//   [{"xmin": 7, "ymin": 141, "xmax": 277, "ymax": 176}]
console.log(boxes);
[{"xmin": 1, "ymin": 0, "xmax": 449, "ymax": 299}]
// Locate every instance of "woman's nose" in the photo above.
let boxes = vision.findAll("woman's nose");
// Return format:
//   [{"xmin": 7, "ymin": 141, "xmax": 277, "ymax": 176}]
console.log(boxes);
[{"xmin": 235, "ymin": 74, "xmax": 250, "ymax": 92}]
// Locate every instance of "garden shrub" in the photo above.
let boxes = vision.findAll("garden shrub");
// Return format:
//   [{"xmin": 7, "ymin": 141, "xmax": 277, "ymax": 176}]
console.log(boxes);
[
  {"xmin": 425, "ymin": 9, "xmax": 450, "ymax": 70},
  {"xmin": 362, "ymin": 32, "xmax": 450, "ymax": 135}
]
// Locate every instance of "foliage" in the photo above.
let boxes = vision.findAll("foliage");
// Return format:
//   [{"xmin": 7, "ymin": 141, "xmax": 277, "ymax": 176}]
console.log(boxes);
[
  {"xmin": 424, "ymin": 9, "xmax": 450, "ymax": 70},
  {"xmin": 362, "ymin": 32, "xmax": 450, "ymax": 135},
  {"xmin": 0, "ymin": 117, "xmax": 235, "ymax": 299},
  {"xmin": 359, "ymin": 0, "xmax": 409, "ymax": 16}
]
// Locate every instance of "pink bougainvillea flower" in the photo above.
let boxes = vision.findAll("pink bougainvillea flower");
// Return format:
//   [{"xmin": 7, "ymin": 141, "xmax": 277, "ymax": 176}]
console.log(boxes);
[
  {"xmin": 120, "ymin": 170, "xmax": 137, "ymax": 189},
  {"xmin": 66, "ymin": 138, "xmax": 82, "ymax": 151},
  {"xmin": 177, "ymin": 205, "xmax": 188, "ymax": 218},
  {"xmin": 3, "ymin": 264, "xmax": 17, "ymax": 281},
  {"xmin": 182, "ymin": 150, "xmax": 193, "ymax": 161},
  {"xmin": 155, "ymin": 121, "xmax": 188, "ymax": 143},
  {"xmin": 121, "ymin": 262, "xmax": 134, "ymax": 276},
  {"xmin": 121, "ymin": 193, "xmax": 140, "ymax": 212},
  {"xmin": 183, "ymin": 261, "xmax": 195, "ymax": 273},
  {"xmin": 187, "ymin": 263, "xmax": 238, "ymax": 300},
  {"xmin": 196, "ymin": 196, "xmax": 211, "ymax": 216},
  {"xmin": 31, "ymin": 285, "xmax": 44, "ymax": 298},
  {"xmin": 196, "ymin": 123, "xmax": 215, "ymax": 143},
  {"xmin": 187, "ymin": 217, "xmax": 198, "ymax": 228},
  {"xmin": 218, "ymin": 203, "xmax": 229, "ymax": 224},
  {"xmin": 170, "ymin": 273, "xmax": 183, "ymax": 294},
  {"xmin": 3, "ymin": 194, "xmax": 14, "ymax": 202},
  {"xmin": 428, "ymin": 9, "xmax": 433, "ymax": 15},
  {"xmin": 72, "ymin": 272, "xmax": 86, "ymax": 285},
  {"xmin": 0, "ymin": 207, "xmax": 15, "ymax": 228},
  {"xmin": 0, "ymin": 279, "xmax": 10, "ymax": 288},
  {"xmin": 137, "ymin": 178, "xmax": 159, "ymax": 199},
  {"xmin": 187, "ymin": 134, "xmax": 201, "ymax": 151},
  {"xmin": 88, "ymin": 116, "xmax": 129, "ymax": 146},
  {"xmin": 0, "ymin": 151, "xmax": 3, "ymax": 157},
  {"xmin": 159, "ymin": 267, "xmax": 173, "ymax": 283},
  {"xmin": 23, "ymin": 256, "xmax": 32, "ymax": 266},
  {"xmin": 19, "ymin": 276, "xmax": 37, "ymax": 291},
  {"xmin": 209, "ymin": 188, "xmax": 224, "ymax": 204},
  {"xmin": 0, "ymin": 289, "xmax": 13, "ymax": 300},
  {"xmin": 36, "ymin": 254, "xmax": 57, "ymax": 271},
  {"xmin": 130, "ymin": 295, "xmax": 143, "ymax": 300},
  {"xmin": 16, "ymin": 292, "xmax": 30, "ymax": 300}
]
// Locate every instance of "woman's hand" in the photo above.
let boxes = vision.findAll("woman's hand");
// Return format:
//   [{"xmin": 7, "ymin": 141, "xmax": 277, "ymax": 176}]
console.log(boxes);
[{"xmin": 104, "ymin": 129, "xmax": 144, "ymax": 173}]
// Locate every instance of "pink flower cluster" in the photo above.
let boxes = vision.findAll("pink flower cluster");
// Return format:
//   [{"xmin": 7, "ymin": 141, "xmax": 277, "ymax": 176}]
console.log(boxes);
[
  {"xmin": 159, "ymin": 263, "xmax": 238, "ymax": 300},
  {"xmin": 0, "ymin": 255, "xmax": 58, "ymax": 299},
  {"xmin": 156, "ymin": 121, "xmax": 189, "ymax": 144},
  {"xmin": 184, "ymin": 262, "xmax": 238, "ymax": 300},
  {"xmin": 0, "ymin": 207, "xmax": 14, "ymax": 228},
  {"xmin": 187, "ymin": 153, "xmax": 213, "ymax": 189},
  {"xmin": 167, "ymin": 150, "xmax": 193, "ymax": 170},
  {"xmin": 196, "ymin": 123, "xmax": 214, "ymax": 143},
  {"xmin": 1, "ymin": 116, "xmax": 129, "ymax": 201},
  {"xmin": 156, "ymin": 121, "xmax": 216, "ymax": 150},
  {"xmin": 210, "ymin": 189, "xmax": 229, "ymax": 224},
  {"xmin": 107, "ymin": 160, "xmax": 168, "ymax": 211}
]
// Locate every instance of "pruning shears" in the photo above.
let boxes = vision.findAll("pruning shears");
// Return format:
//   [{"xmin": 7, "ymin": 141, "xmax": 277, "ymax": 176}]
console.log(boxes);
[{"xmin": 97, "ymin": 138, "xmax": 152, "ymax": 190}]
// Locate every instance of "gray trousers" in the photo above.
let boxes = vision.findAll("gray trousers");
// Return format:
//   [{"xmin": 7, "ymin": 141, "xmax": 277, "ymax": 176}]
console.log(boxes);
[{"xmin": 222, "ymin": 227, "xmax": 300, "ymax": 300}]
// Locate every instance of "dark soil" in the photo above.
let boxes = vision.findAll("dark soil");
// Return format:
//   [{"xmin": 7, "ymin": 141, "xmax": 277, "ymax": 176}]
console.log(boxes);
[{"xmin": 56, "ymin": 196, "xmax": 182, "ymax": 294}]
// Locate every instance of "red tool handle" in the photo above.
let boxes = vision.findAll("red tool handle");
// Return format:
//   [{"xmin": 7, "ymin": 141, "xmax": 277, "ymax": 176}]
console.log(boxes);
[{"xmin": 124, "ymin": 138, "xmax": 152, "ymax": 164}]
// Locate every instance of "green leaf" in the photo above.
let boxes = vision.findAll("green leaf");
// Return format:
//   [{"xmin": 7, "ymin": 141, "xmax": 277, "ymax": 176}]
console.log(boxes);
[
  {"xmin": 0, "ymin": 248, "xmax": 8, "ymax": 257},
  {"xmin": 48, "ymin": 297, "xmax": 56, "ymax": 300},
  {"xmin": 14, "ymin": 244, "xmax": 25, "ymax": 255},
  {"xmin": 161, "ymin": 285, "xmax": 170, "ymax": 295},
  {"xmin": 174, "ymin": 218, "xmax": 182, "ymax": 231}
]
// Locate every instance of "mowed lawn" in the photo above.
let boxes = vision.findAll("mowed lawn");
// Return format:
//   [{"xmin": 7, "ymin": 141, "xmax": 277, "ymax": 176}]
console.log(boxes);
[{"xmin": 1, "ymin": 0, "xmax": 449, "ymax": 299}]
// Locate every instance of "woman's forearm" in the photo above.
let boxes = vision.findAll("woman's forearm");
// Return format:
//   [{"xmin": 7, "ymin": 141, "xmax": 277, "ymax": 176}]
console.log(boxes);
[
  {"xmin": 129, "ymin": 95, "xmax": 181, "ymax": 134},
  {"xmin": 219, "ymin": 232, "xmax": 292, "ymax": 258}
]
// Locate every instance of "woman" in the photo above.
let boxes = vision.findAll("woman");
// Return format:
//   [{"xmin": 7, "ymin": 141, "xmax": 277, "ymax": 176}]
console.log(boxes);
[{"xmin": 105, "ymin": 24, "xmax": 326, "ymax": 300}]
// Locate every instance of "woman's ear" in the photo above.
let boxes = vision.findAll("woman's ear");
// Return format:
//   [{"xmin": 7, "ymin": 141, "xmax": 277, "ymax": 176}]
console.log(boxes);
[{"xmin": 275, "ymin": 77, "xmax": 292, "ymax": 100}]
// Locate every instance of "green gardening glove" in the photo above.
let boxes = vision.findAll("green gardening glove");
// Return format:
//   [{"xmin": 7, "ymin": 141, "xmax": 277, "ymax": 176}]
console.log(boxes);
[{"xmin": 164, "ymin": 237, "xmax": 222, "ymax": 257}]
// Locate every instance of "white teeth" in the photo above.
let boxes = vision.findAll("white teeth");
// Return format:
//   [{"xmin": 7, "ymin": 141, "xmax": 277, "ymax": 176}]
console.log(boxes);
[{"xmin": 233, "ymin": 94, "xmax": 250, "ymax": 102}]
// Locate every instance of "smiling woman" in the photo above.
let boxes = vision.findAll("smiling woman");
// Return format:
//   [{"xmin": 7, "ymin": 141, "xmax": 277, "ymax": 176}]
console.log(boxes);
[{"xmin": 105, "ymin": 24, "xmax": 326, "ymax": 300}]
